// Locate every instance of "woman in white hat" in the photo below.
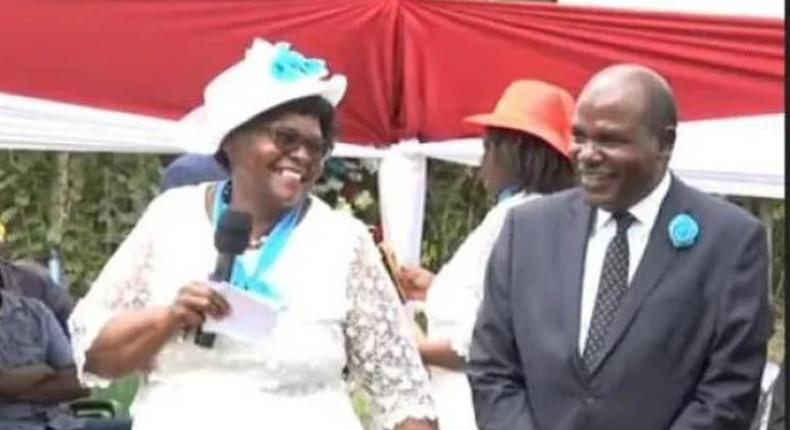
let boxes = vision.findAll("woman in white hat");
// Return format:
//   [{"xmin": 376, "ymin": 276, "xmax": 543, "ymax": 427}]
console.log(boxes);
[
  {"xmin": 68, "ymin": 39, "xmax": 436, "ymax": 430},
  {"xmin": 398, "ymin": 80, "xmax": 576, "ymax": 430}
]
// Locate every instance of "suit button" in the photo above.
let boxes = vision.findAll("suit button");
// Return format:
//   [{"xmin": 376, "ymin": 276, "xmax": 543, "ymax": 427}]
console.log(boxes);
[{"xmin": 585, "ymin": 396, "xmax": 595, "ymax": 405}]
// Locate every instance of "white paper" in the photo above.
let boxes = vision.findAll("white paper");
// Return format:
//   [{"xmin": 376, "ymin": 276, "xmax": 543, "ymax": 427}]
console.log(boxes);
[{"xmin": 202, "ymin": 281, "xmax": 284, "ymax": 344}]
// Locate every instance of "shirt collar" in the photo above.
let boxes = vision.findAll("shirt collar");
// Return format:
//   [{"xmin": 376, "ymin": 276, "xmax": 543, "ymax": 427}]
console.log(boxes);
[
  {"xmin": 496, "ymin": 186, "xmax": 520, "ymax": 203},
  {"xmin": 496, "ymin": 190, "xmax": 541, "ymax": 208},
  {"xmin": 594, "ymin": 170, "xmax": 672, "ymax": 233}
]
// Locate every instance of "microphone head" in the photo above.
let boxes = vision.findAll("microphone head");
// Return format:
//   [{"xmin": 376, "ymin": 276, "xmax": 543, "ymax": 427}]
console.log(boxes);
[{"xmin": 215, "ymin": 210, "xmax": 252, "ymax": 254}]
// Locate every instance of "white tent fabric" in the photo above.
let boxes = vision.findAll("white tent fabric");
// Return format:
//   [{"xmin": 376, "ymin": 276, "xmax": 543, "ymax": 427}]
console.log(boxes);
[
  {"xmin": 377, "ymin": 140, "xmax": 427, "ymax": 266},
  {"xmin": 417, "ymin": 114, "xmax": 785, "ymax": 199},
  {"xmin": 0, "ymin": 91, "xmax": 784, "ymax": 264},
  {"xmin": 0, "ymin": 92, "xmax": 179, "ymax": 153},
  {"xmin": 0, "ymin": 91, "xmax": 388, "ymax": 157}
]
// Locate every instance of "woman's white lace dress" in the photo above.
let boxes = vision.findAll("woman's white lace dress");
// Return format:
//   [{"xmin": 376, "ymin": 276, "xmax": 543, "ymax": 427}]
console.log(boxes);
[
  {"xmin": 424, "ymin": 192, "xmax": 536, "ymax": 430},
  {"xmin": 68, "ymin": 183, "xmax": 435, "ymax": 430}
]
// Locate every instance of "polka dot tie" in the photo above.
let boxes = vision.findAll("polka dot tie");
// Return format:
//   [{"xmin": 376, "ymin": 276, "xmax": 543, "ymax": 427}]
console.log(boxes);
[{"xmin": 582, "ymin": 211, "xmax": 636, "ymax": 371}]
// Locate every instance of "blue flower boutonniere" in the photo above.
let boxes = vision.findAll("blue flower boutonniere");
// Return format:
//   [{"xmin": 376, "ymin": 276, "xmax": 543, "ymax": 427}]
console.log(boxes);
[
  {"xmin": 668, "ymin": 213, "xmax": 700, "ymax": 249},
  {"xmin": 270, "ymin": 42, "xmax": 326, "ymax": 82}
]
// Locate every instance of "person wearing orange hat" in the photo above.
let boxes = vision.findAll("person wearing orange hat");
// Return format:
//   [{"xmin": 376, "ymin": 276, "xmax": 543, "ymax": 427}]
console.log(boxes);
[{"xmin": 397, "ymin": 80, "xmax": 576, "ymax": 430}]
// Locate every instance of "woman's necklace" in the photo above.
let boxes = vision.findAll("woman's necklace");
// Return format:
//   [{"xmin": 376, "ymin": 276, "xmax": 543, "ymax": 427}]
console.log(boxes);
[
  {"xmin": 248, "ymin": 236, "xmax": 265, "ymax": 249},
  {"xmin": 213, "ymin": 180, "xmax": 302, "ymax": 299}
]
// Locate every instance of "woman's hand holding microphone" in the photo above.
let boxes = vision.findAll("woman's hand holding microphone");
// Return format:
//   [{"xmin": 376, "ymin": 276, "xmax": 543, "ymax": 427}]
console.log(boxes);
[{"xmin": 167, "ymin": 281, "xmax": 231, "ymax": 332}]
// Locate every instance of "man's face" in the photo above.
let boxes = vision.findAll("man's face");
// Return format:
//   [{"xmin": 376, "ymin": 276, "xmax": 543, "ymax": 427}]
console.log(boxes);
[{"xmin": 570, "ymin": 88, "xmax": 670, "ymax": 212}]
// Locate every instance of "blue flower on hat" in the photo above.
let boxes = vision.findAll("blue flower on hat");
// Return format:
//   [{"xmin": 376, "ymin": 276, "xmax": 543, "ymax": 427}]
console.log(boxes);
[
  {"xmin": 668, "ymin": 213, "xmax": 700, "ymax": 249},
  {"xmin": 270, "ymin": 42, "xmax": 327, "ymax": 82}
]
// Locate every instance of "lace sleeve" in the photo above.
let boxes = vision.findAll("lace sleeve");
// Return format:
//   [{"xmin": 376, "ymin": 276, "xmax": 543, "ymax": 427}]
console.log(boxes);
[
  {"xmin": 67, "ymin": 197, "xmax": 161, "ymax": 388},
  {"xmin": 344, "ymin": 231, "xmax": 436, "ymax": 430}
]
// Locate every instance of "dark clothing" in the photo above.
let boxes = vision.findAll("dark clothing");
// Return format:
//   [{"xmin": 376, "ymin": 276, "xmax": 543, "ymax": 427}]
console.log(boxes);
[
  {"xmin": 0, "ymin": 291, "xmax": 130, "ymax": 430},
  {"xmin": 159, "ymin": 153, "xmax": 227, "ymax": 191},
  {"xmin": 0, "ymin": 260, "xmax": 72, "ymax": 333},
  {"xmin": 0, "ymin": 291, "xmax": 77, "ymax": 427},
  {"xmin": 468, "ymin": 177, "xmax": 770, "ymax": 430}
]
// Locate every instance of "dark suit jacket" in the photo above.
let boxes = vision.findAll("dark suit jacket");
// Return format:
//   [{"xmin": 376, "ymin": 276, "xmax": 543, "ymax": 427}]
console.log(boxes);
[{"xmin": 467, "ymin": 176, "xmax": 770, "ymax": 430}]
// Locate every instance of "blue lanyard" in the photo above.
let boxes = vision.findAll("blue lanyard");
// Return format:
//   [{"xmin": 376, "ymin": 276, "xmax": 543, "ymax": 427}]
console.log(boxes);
[
  {"xmin": 212, "ymin": 181, "xmax": 300, "ymax": 300},
  {"xmin": 496, "ymin": 186, "xmax": 519, "ymax": 203}
]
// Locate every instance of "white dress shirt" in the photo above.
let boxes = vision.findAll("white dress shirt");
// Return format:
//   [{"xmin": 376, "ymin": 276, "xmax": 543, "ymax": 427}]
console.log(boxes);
[{"xmin": 578, "ymin": 171, "xmax": 672, "ymax": 353}]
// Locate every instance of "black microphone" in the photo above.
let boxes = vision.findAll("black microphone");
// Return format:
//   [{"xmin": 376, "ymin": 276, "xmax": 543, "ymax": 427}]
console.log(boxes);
[{"xmin": 194, "ymin": 209, "xmax": 251, "ymax": 348}]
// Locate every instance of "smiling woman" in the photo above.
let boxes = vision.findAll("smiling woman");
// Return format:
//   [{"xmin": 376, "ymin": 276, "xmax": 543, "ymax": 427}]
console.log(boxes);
[
  {"xmin": 66, "ymin": 39, "xmax": 436, "ymax": 430},
  {"xmin": 215, "ymin": 96, "xmax": 336, "ymax": 237}
]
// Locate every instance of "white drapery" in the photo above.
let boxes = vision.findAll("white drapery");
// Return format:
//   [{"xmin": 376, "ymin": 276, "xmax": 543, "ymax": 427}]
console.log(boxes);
[{"xmin": 0, "ymin": 91, "xmax": 784, "ymax": 264}]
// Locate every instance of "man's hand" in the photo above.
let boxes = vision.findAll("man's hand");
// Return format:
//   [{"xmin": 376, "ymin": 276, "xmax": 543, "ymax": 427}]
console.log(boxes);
[
  {"xmin": 0, "ymin": 364, "xmax": 55, "ymax": 396},
  {"xmin": 397, "ymin": 266, "xmax": 435, "ymax": 301}
]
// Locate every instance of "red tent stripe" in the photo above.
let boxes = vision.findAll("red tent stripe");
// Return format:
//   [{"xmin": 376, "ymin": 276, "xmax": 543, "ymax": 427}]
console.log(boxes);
[{"xmin": 0, "ymin": 0, "xmax": 782, "ymax": 145}]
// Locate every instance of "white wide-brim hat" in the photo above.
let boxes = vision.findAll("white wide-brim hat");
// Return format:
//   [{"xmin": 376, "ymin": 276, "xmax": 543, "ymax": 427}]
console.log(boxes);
[{"xmin": 178, "ymin": 38, "xmax": 347, "ymax": 154}]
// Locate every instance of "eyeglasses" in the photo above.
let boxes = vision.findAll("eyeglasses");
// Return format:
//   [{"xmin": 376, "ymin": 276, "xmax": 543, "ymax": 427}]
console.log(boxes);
[{"xmin": 266, "ymin": 126, "xmax": 330, "ymax": 158}]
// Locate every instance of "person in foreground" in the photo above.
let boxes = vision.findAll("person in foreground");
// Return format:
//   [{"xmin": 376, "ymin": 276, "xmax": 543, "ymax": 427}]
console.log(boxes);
[
  {"xmin": 0, "ymin": 238, "xmax": 73, "ymax": 333},
  {"xmin": 0, "ymin": 289, "xmax": 130, "ymax": 430},
  {"xmin": 68, "ymin": 39, "xmax": 436, "ymax": 430},
  {"xmin": 467, "ymin": 64, "xmax": 770, "ymax": 430},
  {"xmin": 397, "ymin": 80, "xmax": 575, "ymax": 430}
]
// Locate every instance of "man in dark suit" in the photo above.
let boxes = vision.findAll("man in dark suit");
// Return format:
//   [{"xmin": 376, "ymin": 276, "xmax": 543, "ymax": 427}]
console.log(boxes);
[{"xmin": 467, "ymin": 64, "xmax": 770, "ymax": 430}]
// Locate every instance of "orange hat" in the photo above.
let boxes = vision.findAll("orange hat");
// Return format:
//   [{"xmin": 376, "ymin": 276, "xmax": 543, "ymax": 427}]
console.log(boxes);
[{"xmin": 464, "ymin": 80, "xmax": 575, "ymax": 158}]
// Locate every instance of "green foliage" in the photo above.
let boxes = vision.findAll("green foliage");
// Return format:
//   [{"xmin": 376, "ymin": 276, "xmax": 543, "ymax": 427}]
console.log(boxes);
[
  {"xmin": 0, "ymin": 151, "xmax": 54, "ymax": 256},
  {"xmin": 768, "ymin": 201, "xmax": 785, "ymax": 363},
  {"xmin": 0, "ymin": 151, "xmax": 161, "ymax": 297},
  {"xmin": 420, "ymin": 160, "xmax": 491, "ymax": 271},
  {"xmin": 314, "ymin": 158, "xmax": 380, "ymax": 225}
]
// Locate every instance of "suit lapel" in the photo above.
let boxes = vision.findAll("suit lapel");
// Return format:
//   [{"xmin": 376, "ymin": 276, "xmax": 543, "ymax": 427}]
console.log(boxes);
[
  {"xmin": 561, "ymin": 192, "xmax": 594, "ymax": 380},
  {"xmin": 586, "ymin": 177, "xmax": 688, "ymax": 376}
]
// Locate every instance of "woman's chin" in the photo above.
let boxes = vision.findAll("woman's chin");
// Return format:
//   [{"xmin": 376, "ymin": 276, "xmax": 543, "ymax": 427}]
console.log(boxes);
[{"xmin": 272, "ymin": 187, "xmax": 306, "ymax": 208}]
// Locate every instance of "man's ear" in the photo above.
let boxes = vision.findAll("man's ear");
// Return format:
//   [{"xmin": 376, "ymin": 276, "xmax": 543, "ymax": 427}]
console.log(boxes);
[{"xmin": 659, "ymin": 125, "xmax": 676, "ymax": 155}]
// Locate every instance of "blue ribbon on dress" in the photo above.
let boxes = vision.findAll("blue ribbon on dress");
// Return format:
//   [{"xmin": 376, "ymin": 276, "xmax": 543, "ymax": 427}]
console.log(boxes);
[{"xmin": 212, "ymin": 181, "xmax": 300, "ymax": 301}]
